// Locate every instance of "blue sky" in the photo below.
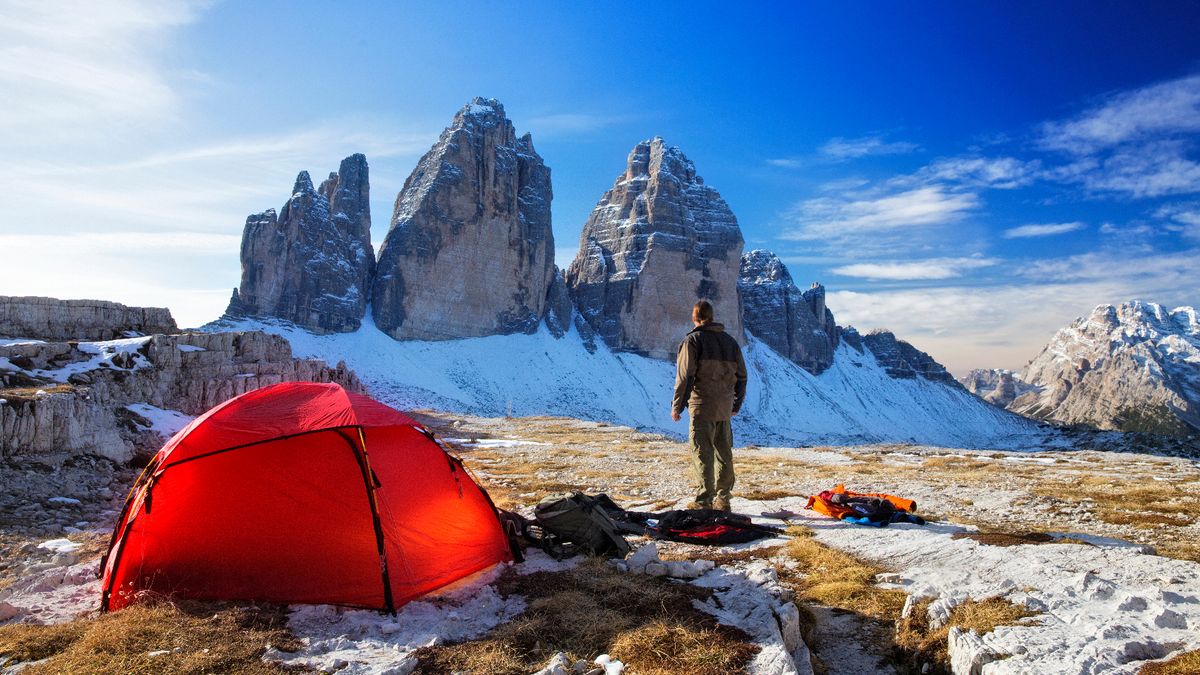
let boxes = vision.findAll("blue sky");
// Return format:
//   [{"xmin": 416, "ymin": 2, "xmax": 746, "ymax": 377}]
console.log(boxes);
[{"xmin": 1, "ymin": 1, "xmax": 1198, "ymax": 373}]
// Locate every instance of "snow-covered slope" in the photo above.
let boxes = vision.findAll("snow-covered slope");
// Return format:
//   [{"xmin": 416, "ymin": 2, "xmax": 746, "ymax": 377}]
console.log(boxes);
[{"xmin": 215, "ymin": 316, "xmax": 1045, "ymax": 450}]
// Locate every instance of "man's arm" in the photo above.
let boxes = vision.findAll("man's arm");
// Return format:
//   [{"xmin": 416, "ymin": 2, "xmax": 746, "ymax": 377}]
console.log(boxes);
[
  {"xmin": 732, "ymin": 343, "xmax": 748, "ymax": 415},
  {"xmin": 672, "ymin": 337, "xmax": 697, "ymax": 418}
]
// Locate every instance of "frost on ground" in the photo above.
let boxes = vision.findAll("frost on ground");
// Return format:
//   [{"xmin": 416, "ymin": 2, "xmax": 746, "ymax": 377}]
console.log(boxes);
[{"xmin": 260, "ymin": 554, "xmax": 577, "ymax": 674}]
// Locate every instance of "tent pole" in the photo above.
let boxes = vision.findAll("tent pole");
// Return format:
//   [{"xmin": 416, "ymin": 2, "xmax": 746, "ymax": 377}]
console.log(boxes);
[{"xmin": 343, "ymin": 427, "xmax": 396, "ymax": 615}]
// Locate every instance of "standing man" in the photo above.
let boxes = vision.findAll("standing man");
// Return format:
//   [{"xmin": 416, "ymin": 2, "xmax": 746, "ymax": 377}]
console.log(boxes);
[{"xmin": 672, "ymin": 300, "xmax": 748, "ymax": 512}]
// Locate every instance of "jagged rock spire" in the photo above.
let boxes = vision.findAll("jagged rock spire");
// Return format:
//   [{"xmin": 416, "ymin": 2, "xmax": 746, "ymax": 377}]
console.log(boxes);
[
  {"xmin": 227, "ymin": 154, "xmax": 374, "ymax": 333},
  {"xmin": 371, "ymin": 97, "xmax": 555, "ymax": 340},
  {"xmin": 739, "ymin": 249, "xmax": 838, "ymax": 373},
  {"xmin": 565, "ymin": 138, "xmax": 744, "ymax": 359}
]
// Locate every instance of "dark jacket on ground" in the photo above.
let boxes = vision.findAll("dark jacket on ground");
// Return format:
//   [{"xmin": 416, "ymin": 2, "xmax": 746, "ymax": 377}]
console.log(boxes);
[{"xmin": 672, "ymin": 322, "xmax": 748, "ymax": 421}]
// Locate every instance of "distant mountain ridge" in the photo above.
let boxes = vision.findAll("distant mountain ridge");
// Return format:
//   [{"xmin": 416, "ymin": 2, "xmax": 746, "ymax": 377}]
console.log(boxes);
[
  {"xmin": 961, "ymin": 301, "xmax": 1200, "ymax": 437},
  {"xmin": 213, "ymin": 96, "xmax": 1040, "ymax": 448}
]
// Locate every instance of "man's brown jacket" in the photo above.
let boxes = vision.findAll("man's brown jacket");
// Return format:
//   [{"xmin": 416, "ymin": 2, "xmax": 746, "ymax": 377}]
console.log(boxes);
[{"xmin": 672, "ymin": 322, "xmax": 748, "ymax": 421}]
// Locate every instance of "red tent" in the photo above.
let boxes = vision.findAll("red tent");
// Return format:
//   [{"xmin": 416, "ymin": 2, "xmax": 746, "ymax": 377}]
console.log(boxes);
[{"xmin": 100, "ymin": 382, "xmax": 513, "ymax": 612}]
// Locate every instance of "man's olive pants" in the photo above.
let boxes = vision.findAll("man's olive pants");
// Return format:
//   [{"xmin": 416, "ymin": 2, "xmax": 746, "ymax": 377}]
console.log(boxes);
[{"xmin": 690, "ymin": 418, "xmax": 735, "ymax": 506}]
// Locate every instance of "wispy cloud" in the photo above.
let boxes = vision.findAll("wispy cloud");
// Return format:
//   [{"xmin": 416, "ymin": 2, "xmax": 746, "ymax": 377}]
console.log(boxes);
[
  {"xmin": 914, "ymin": 156, "xmax": 1038, "ymax": 189},
  {"xmin": 1155, "ymin": 202, "xmax": 1200, "ymax": 239},
  {"xmin": 832, "ymin": 256, "xmax": 997, "ymax": 280},
  {"xmin": 785, "ymin": 185, "xmax": 979, "ymax": 241},
  {"xmin": 765, "ymin": 157, "xmax": 804, "ymax": 168},
  {"xmin": 827, "ymin": 248, "xmax": 1199, "ymax": 373},
  {"xmin": 1002, "ymin": 221, "xmax": 1086, "ymax": 239},
  {"xmin": 1040, "ymin": 74, "xmax": 1200, "ymax": 154},
  {"xmin": 1036, "ymin": 74, "xmax": 1200, "ymax": 199},
  {"xmin": 1019, "ymin": 249, "xmax": 1200, "ymax": 284},
  {"xmin": 0, "ymin": 0, "xmax": 205, "ymax": 144},
  {"xmin": 819, "ymin": 135, "xmax": 919, "ymax": 160}
]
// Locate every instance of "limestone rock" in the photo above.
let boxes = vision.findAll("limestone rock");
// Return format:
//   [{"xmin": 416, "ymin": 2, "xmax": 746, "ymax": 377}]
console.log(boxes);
[
  {"xmin": 0, "ymin": 296, "xmax": 176, "ymax": 340},
  {"xmin": 959, "ymin": 369, "xmax": 1036, "ymax": 407},
  {"xmin": 1012, "ymin": 301, "xmax": 1200, "ymax": 436},
  {"xmin": 739, "ymin": 250, "xmax": 837, "ymax": 373},
  {"xmin": 372, "ymin": 98, "xmax": 554, "ymax": 340},
  {"xmin": 843, "ymin": 328, "xmax": 959, "ymax": 385},
  {"xmin": 0, "ymin": 331, "xmax": 361, "ymax": 464},
  {"xmin": 227, "ymin": 154, "xmax": 374, "ymax": 333},
  {"xmin": 565, "ymin": 138, "xmax": 744, "ymax": 359},
  {"xmin": 543, "ymin": 268, "xmax": 574, "ymax": 339}
]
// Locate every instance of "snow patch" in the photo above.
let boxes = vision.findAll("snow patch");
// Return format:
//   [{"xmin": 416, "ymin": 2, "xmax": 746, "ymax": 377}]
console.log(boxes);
[{"xmin": 122, "ymin": 403, "xmax": 193, "ymax": 438}]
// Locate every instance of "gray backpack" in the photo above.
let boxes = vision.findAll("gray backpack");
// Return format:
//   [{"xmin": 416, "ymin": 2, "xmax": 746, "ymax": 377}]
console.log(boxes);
[{"xmin": 533, "ymin": 492, "xmax": 631, "ymax": 558}]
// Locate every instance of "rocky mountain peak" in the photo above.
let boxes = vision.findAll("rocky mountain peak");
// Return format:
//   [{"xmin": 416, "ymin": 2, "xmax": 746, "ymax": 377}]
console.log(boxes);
[
  {"xmin": 566, "ymin": 138, "xmax": 744, "ymax": 359},
  {"xmin": 855, "ymin": 329, "xmax": 958, "ymax": 384},
  {"xmin": 738, "ymin": 250, "xmax": 838, "ymax": 373},
  {"xmin": 292, "ymin": 171, "xmax": 314, "ymax": 196},
  {"xmin": 372, "ymin": 98, "xmax": 555, "ymax": 340},
  {"xmin": 226, "ymin": 154, "xmax": 374, "ymax": 334},
  {"xmin": 1011, "ymin": 300, "xmax": 1199, "ymax": 436}
]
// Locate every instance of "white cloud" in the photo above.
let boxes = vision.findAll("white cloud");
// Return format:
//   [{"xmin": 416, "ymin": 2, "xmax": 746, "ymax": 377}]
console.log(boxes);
[
  {"xmin": 1040, "ymin": 73, "xmax": 1200, "ymax": 153},
  {"xmin": 1002, "ymin": 221, "xmax": 1086, "ymax": 239},
  {"xmin": 1019, "ymin": 249, "xmax": 1199, "ymax": 284},
  {"xmin": 766, "ymin": 158, "xmax": 804, "ymax": 168},
  {"xmin": 827, "ymin": 249, "xmax": 1198, "ymax": 374},
  {"xmin": 832, "ymin": 257, "xmax": 997, "ymax": 281},
  {"xmin": 1155, "ymin": 203, "xmax": 1200, "ymax": 239},
  {"xmin": 0, "ymin": 231, "xmax": 239, "ymax": 328},
  {"xmin": 785, "ymin": 185, "xmax": 979, "ymax": 241},
  {"xmin": 915, "ymin": 156, "xmax": 1038, "ymax": 189},
  {"xmin": 0, "ymin": 0, "xmax": 205, "ymax": 144},
  {"xmin": 820, "ymin": 135, "xmax": 919, "ymax": 160}
]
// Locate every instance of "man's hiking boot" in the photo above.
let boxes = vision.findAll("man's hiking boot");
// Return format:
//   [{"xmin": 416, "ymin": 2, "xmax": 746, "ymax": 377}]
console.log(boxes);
[{"xmin": 713, "ymin": 496, "xmax": 731, "ymax": 512}]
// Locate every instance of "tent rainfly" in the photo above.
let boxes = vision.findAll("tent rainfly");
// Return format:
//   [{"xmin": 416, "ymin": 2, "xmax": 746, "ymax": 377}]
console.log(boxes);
[{"xmin": 100, "ymin": 381, "xmax": 513, "ymax": 612}]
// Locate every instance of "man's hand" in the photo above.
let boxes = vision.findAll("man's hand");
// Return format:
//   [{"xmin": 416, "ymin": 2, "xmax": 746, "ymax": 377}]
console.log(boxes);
[{"xmin": 671, "ymin": 410, "xmax": 681, "ymax": 422}]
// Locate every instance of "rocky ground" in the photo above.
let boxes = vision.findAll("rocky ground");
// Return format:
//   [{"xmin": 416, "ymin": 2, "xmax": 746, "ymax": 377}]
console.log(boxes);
[{"xmin": 2, "ymin": 412, "xmax": 1199, "ymax": 674}]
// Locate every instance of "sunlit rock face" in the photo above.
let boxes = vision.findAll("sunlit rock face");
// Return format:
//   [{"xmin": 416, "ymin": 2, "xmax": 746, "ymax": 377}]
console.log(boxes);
[
  {"xmin": 1012, "ymin": 301, "xmax": 1200, "ymax": 437},
  {"xmin": 566, "ymin": 138, "xmax": 744, "ymax": 360},
  {"xmin": 371, "ymin": 98, "xmax": 554, "ymax": 341}
]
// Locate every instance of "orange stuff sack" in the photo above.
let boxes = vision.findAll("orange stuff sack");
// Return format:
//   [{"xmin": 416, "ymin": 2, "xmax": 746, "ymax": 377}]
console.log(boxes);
[{"xmin": 805, "ymin": 483, "xmax": 917, "ymax": 520}]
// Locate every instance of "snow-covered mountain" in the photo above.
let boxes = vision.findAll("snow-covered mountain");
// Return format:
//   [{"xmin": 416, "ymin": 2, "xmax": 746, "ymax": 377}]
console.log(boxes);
[
  {"xmin": 208, "ymin": 97, "xmax": 1046, "ymax": 450},
  {"xmin": 1003, "ymin": 301, "xmax": 1200, "ymax": 437},
  {"xmin": 214, "ymin": 314, "xmax": 1044, "ymax": 450},
  {"xmin": 959, "ymin": 368, "xmax": 1038, "ymax": 408}
]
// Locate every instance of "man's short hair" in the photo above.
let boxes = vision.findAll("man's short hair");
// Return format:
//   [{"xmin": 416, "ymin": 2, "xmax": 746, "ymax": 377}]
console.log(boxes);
[{"xmin": 693, "ymin": 300, "xmax": 714, "ymax": 323}]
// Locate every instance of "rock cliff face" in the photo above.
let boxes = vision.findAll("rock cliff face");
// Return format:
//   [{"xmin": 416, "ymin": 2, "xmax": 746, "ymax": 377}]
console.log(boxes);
[
  {"xmin": 839, "ymin": 328, "xmax": 958, "ymax": 384},
  {"xmin": 0, "ymin": 331, "xmax": 361, "ymax": 464},
  {"xmin": 227, "ymin": 154, "xmax": 374, "ymax": 333},
  {"xmin": 566, "ymin": 138, "xmax": 744, "ymax": 360},
  {"xmin": 959, "ymin": 369, "xmax": 1037, "ymax": 408},
  {"xmin": 1011, "ymin": 301, "xmax": 1199, "ymax": 436},
  {"xmin": 372, "ymin": 98, "xmax": 554, "ymax": 340},
  {"xmin": 0, "ymin": 296, "xmax": 177, "ymax": 340},
  {"xmin": 738, "ymin": 250, "xmax": 837, "ymax": 373}
]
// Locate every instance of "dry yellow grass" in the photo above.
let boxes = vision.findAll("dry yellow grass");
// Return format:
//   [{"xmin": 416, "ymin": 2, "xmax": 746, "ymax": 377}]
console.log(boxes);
[
  {"xmin": 0, "ymin": 601, "xmax": 297, "ymax": 674},
  {"xmin": 779, "ymin": 525, "xmax": 906, "ymax": 621},
  {"xmin": 412, "ymin": 559, "xmax": 757, "ymax": 674},
  {"xmin": 893, "ymin": 596, "xmax": 1036, "ymax": 674},
  {"xmin": 1140, "ymin": 649, "xmax": 1200, "ymax": 674}
]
